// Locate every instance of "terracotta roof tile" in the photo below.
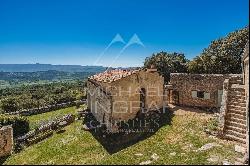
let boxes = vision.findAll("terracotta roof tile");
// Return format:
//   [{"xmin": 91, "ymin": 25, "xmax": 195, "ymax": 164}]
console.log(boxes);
[{"xmin": 89, "ymin": 69, "xmax": 139, "ymax": 83}]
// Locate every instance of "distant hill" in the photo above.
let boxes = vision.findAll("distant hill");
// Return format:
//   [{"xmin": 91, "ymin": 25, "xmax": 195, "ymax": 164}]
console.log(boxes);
[{"xmin": 0, "ymin": 64, "xmax": 106, "ymax": 73}]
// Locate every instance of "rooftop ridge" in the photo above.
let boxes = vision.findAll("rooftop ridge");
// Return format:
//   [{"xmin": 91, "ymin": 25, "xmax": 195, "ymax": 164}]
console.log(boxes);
[{"xmin": 89, "ymin": 69, "xmax": 141, "ymax": 83}]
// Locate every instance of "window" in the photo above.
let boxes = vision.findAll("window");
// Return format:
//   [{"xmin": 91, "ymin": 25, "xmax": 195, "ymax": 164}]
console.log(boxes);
[
  {"xmin": 197, "ymin": 91, "xmax": 205, "ymax": 98},
  {"xmin": 192, "ymin": 90, "xmax": 210, "ymax": 99}
]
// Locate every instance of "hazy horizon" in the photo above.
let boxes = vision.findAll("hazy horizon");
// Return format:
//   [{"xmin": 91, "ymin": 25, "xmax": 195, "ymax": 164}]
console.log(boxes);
[{"xmin": 0, "ymin": 0, "xmax": 249, "ymax": 67}]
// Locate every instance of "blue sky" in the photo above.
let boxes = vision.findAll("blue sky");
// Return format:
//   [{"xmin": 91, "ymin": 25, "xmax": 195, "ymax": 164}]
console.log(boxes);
[{"xmin": 0, "ymin": 0, "xmax": 249, "ymax": 67}]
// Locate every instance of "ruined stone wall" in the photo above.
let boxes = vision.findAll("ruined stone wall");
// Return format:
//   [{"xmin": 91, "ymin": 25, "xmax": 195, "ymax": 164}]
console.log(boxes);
[
  {"xmin": 87, "ymin": 70, "xmax": 164, "ymax": 132},
  {"xmin": 0, "ymin": 125, "xmax": 13, "ymax": 157},
  {"xmin": 243, "ymin": 42, "xmax": 249, "ymax": 162},
  {"xmin": 218, "ymin": 79, "xmax": 230, "ymax": 131},
  {"xmin": 169, "ymin": 73, "xmax": 242, "ymax": 108},
  {"xmin": 110, "ymin": 70, "xmax": 164, "ymax": 122},
  {"xmin": 87, "ymin": 80, "xmax": 112, "ymax": 126},
  {"xmin": 243, "ymin": 43, "xmax": 249, "ymax": 115}
]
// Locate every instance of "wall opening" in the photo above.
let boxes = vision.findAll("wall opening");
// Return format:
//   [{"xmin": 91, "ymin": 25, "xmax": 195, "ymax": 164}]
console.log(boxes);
[
  {"xmin": 172, "ymin": 90, "xmax": 179, "ymax": 105},
  {"xmin": 140, "ymin": 88, "xmax": 146, "ymax": 112},
  {"xmin": 197, "ymin": 91, "xmax": 205, "ymax": 98}
]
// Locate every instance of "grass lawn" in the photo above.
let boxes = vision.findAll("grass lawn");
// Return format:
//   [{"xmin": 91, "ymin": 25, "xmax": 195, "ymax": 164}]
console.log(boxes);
[
  {"xmin": 3, "ymin": 107, "xmax": 242, "ymax": 165},
  {"xmin": 27, "ymin": 106, "xmax": 78, "ymax": 130}
]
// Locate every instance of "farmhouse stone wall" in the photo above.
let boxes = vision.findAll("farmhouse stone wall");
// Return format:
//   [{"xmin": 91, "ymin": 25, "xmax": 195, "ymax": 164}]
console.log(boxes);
[
  {"xmin": 218, "ymin": 79, "xmax": 230, "ymax": 130},
  {"xmin": 87, "ymin": 69, "xmax": 164, "ymax": 132},
  {"xmin": 168, "ymin": 73, "xmax": 242, "ymax": 108},
  {"xmin": 87, "ymin": 80, "xmax": 112, "ymax": 129},
  {"xmin": 243, "ymin": 42, "xmax": 249, "ymax": 162},
  {"xmin": 0, "ymin": 125, "xmax": 13, "ymax": 157},
  {"xmin": 110, "ymin": 70, "xmax": 164, "ymax": 121}
]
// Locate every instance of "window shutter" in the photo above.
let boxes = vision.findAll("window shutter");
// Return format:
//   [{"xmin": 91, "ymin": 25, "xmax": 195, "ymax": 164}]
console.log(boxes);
[
  {"xmin": 204, "ymin": 92, "xmax": 210, "ymax": 99},
  {"xmin": 192, "ymin": 91, "xmax": 197, "ymax": 98}
]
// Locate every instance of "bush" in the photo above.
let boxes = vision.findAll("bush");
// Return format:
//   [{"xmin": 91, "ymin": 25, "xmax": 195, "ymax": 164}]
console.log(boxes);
[
  {"xmin": 203, "ymin": 117, "xmax": 219, "ymax": 136},
  {"xmin": 0, "ymin": 114, "xmax": 29, "ymax": 137}
]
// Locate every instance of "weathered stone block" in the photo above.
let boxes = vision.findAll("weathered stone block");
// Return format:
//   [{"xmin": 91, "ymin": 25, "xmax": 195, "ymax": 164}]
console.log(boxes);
[
  {"xmin": 0, "ymin": 125, "xmax": 13, "ymax": 157},
  {"xmin": 87, "ymin": 69, "xmax": 165, "ymax": 132}
]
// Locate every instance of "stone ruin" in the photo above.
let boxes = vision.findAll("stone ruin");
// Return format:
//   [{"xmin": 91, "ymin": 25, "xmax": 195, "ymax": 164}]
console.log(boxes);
[
  {"xmin": 16, "ymin": 114, "xmax": 75, "ymax": 147},
  {"xmin": 0, "ymin": 125, "xmax": 13, "ymax": 157},
  {"xmin": 87, "ymin": 68, "xmax": 166, "ymax": 133},
  {"xmin": 86, "ymin": 42, "xmax": 249, "ymax": 162},
  {"xmin": 6, "ymin": 100, "xmax": 86, "ymax": 116},
  {"xmin": 166, "ymin": 73, "xmax": 242, "ymax": 110},
  {"xmin": 165, "ymin": 42, "xmax": 249, "ymax": 163}
]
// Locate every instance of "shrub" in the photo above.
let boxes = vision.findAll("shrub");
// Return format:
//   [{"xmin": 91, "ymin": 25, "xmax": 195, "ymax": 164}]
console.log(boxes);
[
  {"xmin": 0, "ymin": 114, "xmax": 29, "ymax": 137},
  {"xmin": 203, "ymin": 117, "xmax": 219, "ymax": 136}
]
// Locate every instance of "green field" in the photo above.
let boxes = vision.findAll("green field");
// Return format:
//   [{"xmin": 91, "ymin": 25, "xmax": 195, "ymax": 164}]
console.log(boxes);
[{"xmin": 3, "ymin": 108, "xmax": 242, "ymax": 165}]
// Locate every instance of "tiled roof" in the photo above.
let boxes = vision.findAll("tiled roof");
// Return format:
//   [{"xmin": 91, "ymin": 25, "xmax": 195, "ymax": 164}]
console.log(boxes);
[{"xmin": 89, "ymin": 69, "xmax": 139, "ymax": 83}]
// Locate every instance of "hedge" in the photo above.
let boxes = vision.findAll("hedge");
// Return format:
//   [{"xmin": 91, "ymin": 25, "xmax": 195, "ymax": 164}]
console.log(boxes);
[{"xmin": 0, "ymin": 114, "xmax": 29, "ymax": 137}]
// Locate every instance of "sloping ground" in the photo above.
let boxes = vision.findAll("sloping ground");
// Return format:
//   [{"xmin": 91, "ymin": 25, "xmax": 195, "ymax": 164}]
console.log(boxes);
[
  {"xmin": 4, "ymin": 107, "xmax": 242, "ymax": 165},
  {"xmin": 27, "ymin": 107, "xmax": 77, "ymax": 130}
]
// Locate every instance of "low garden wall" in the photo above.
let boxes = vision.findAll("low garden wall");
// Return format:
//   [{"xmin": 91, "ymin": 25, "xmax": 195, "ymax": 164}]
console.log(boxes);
[
  {"xmin": 6, "ymin": 100, "xmax": 86, "ymax": 116},
  {"xmin": 15, "ymin": 114, "xmax": 75, "ymax": 148},
  {"xmin": 0, "ymin": 115, "xmax": 29, "ymax": 137}
]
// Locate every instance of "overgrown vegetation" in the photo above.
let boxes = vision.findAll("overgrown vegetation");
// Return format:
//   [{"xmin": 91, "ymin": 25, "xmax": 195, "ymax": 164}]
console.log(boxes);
[
  {"xmin": 144, "ymin": 52, "xmax": 189, "ymax": 82},
  {"xmin": 0, "ymin": 81, "xmax": 86, "ymax": 113},
  {"xmin": 144, "ymin": 26, "xmax": 249, "ymax": 82},
  {"xmin": 188, "ymin": 27, "xmax": 249, "ymax": 74},
  {"xmin": 3, "ymin": 113, "xmax": 241, "ymax": 165},
  {"xmin": 27, "ymin": 107, "xmax": 77, "ymax": 130},
  {"xmin": 0, "ymin": 115, "xmax": 29, "ymax": 137},
  {"xmin": 0, "ymin": 70, "xmax": 94, "ymax": 88}
]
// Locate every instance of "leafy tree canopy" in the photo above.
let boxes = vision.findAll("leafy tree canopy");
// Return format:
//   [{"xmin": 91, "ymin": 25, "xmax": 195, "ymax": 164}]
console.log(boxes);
[
  {"xmin": 188, "ymin": 27, "xmax": 249, "ymax": 74},
  {"xmin": 144, "ymin": 52, "xmax": 189, "ymax": 82}
]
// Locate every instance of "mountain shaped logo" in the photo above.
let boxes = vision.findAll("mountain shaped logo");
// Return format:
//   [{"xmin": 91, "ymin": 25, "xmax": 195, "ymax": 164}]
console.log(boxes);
[{"xmin": 94, "ymin": 33, "xmax": 145, "ymax": 67}]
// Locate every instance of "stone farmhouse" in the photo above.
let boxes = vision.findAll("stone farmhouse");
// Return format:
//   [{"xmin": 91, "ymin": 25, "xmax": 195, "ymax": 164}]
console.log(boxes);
[
  {"xmin": 166, "ymin": 42, "xmax": 249, "ymax": 162},
  {"xmin": 87, "ymin": 67, "xmax": 165, "ymax": 132},
  {"xmin": 166, "ymin": 73, "xmax": 242, "ymax": 109},
  {"xmin": 87, "ymin": 42, "xmax": 249, "ymax": 162}
]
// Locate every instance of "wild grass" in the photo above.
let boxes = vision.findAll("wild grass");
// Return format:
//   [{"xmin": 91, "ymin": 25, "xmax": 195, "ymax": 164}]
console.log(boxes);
[
  {"xmin": 27, "ymin": 106, "xmax": 77, "ymax": 130},
  {"xmin": 3, "ymin": 109, "xmax": 242, "ymax": 165}
]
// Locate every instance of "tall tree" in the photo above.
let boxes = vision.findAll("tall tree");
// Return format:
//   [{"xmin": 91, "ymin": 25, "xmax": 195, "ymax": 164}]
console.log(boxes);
[
  {"xmin": 188, "ymin": 27, "xmax": 249, "ymax": 74},
  {"xmin": 144, "ymin": 52, "xmax": 189, "ymax": 82},
  {"xmin": 1, "ymin": 97, "xmax": 20, "ymax": 113}
]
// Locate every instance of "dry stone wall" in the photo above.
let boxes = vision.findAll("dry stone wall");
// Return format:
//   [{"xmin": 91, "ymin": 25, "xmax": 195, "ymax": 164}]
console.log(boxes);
[
  {"xmin": 111, "ymin": 70, "xmax": 164, "ymax": 121},
  {"xmin": 243, "ymin": 42, "xmax": 249, "ymax": 162},
  {"xmin": 16, "ymin": 114, "xmax": 75, "ymax": 147},
  {"xmin": 6, "ymin": 100, "xmax": 86, "ymax": 116},
  {"xmin": 87, "ymin": 80, "xmax": 112, "ymax": 129},
  {"xmin": 0, "ymin": 125, "xmax": 13, "ymax": 157},
  {"xmin": 169, "ymin": 73, "xmax": 242, "ymax": 108},
  {"xmin": 87, "ymin": 69, "xmax": 164, "ymax": 132}
]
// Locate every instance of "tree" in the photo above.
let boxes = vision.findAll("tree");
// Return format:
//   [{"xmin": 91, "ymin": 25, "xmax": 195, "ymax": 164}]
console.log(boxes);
[
  {"xmin": 144, "ymin": 52, "xmax": 189, "ymax": 82},
  {"xmin": 188, "ymin": 27, "xmax": 249, "ymax": 74},
  {"xmin": 1, "ymin": 97, "xmax": 20, "ymax": 113}
]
